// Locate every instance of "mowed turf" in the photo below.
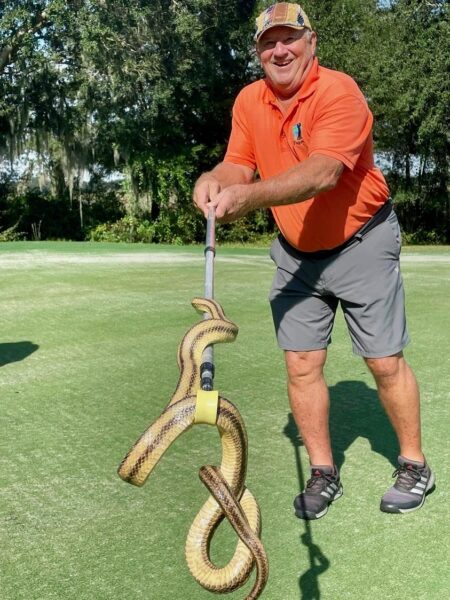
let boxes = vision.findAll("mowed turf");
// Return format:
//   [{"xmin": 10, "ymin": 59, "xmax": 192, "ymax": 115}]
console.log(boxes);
[{"xmin": 1, "ymin": 241, "xmax": 449, "ymax": 600}]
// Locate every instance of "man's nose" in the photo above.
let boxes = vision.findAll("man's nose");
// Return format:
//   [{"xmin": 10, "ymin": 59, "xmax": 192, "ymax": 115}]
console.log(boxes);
[{"xmin": 273, "ymin": 41, "xmax": 289, "ymax": 56}]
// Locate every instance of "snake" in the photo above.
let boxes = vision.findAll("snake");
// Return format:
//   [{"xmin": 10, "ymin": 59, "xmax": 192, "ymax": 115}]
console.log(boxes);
[{"xmin": 118, "ymin": 298, "xmax": 269, "ymax": 599}]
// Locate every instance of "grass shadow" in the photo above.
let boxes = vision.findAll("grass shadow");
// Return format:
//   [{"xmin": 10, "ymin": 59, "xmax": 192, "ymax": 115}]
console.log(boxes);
[
  {"xmin": 284, "ymin": 414, "xmax": 330, "ymax": 600},
  {"xmin": 0, "ymin": 341, "xmax": 39, "ymax": 367},
  {"xmin": 329, "ymin": 380, "xmax": 399, "ymax": 470},
  {"xmin": 283, "ymin": 380, "xmax": 398, "ymax": 598}
]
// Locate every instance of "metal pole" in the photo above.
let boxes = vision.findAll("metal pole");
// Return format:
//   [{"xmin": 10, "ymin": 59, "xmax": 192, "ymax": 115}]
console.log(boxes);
[{"xmin": 201, "ymin": 207, "xmax": 216, "ymax": 391}]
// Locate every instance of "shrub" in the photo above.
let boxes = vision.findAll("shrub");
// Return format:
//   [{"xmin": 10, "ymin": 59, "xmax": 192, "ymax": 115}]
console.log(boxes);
[
  {"xmin": 216, "ymin": 209, "xmax": 276, "ymax": 244},
  {"xmin": 89, "ymin": 216, "xmax": 155, "ymax": 243},
  {"xmin": 401, "ymin": 229, "xmax": 446, "ymax": 245},
  {"xmin": 88, "ymin": 208, "xmax": 278, "ymax": 246},
  {"xmin": 0, "ymin": 224, "xmax": 26, "ymax": 241}
]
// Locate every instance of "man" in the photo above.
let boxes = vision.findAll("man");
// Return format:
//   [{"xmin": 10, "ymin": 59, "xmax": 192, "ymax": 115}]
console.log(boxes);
[{"xmin": 193, "ymin": 2, "xmax": 435, "ymax": 519}]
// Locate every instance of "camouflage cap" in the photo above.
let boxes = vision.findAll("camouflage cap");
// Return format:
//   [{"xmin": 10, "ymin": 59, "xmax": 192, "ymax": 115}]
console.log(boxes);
[{"xmin": 255, "ymin": 3, "xmax": 312, "ymax": 42}]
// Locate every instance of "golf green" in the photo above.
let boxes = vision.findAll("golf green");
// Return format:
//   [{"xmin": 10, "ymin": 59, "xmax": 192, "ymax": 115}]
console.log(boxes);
[{"xmin": 1, "ymin": 242, "xmax": 449, "ymax": 599}]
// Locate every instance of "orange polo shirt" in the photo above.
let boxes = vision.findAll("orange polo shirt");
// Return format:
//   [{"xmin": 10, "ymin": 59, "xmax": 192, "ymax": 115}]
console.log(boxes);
[{"xmin": 224, "ymin": 58, "xmax": 389, "ymax": 252}]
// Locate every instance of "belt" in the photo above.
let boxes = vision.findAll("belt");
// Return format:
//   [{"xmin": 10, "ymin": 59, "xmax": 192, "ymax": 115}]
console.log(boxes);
[{"xmin": 279, "ymin": 200, "xmax": 393, "ymax": 260}]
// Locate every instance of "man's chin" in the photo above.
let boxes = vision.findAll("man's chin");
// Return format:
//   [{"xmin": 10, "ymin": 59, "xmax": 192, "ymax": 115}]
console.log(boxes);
[{"xmin": 267, "ymin": 78, "xmax": 297, "ymax": 98}]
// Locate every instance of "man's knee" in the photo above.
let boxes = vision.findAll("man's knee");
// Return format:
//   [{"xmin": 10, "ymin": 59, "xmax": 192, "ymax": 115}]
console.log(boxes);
[
  {"xmin": 364, "ymin": 352, "xmax": 404, "ymax": 381},
  {"xmin": 285, "ymin": 349, "xmax": 327, "ymax": 385}
]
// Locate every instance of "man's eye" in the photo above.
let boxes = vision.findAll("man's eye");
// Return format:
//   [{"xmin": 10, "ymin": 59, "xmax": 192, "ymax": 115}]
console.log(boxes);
[{"xmin": 263, "ymin": 41, "xmax": 276, "ymax": 49}]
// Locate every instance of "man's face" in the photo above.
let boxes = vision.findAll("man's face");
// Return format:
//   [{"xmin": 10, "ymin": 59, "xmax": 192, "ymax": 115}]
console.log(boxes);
[{"xmin": 256, "ymin": 26, "xmax": 317, "ymax": 99}]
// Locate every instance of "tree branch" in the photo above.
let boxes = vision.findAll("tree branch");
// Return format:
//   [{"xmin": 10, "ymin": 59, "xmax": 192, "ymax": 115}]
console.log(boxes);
[{"xmin": 0, "ymin": 7, "xmax": 51, "ymax": 72}]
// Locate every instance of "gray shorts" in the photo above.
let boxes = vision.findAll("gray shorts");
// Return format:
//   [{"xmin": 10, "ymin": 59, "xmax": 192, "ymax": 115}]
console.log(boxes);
[{"xmin": 269, "ymin": 210, "xmax": 410, "ymax": 358}]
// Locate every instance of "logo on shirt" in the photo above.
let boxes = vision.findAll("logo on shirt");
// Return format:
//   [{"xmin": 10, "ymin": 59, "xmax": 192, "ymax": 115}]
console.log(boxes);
[{"xmin": 293, "ymin": 122, "xmax": 303, "ymax": 144}]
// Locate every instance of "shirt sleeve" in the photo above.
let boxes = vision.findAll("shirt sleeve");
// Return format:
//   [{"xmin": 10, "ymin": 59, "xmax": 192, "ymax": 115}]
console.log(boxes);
[
  {"xmin": 308, "ymin": 94, "xmax": 373, "ymax": 170},
  {"xmin": 223, "ymin": 91, "xmax": 257, "ymax": 171}
]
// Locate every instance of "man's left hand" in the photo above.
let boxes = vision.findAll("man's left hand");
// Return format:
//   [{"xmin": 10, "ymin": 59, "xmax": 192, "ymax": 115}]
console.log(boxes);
[{"xmin": 211, "ymin": 184, "xmax": 252, "ymax": 223}]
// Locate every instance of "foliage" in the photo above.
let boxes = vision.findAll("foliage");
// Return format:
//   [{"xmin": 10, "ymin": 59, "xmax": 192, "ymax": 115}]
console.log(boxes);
[
  {"xmin": 0, "ymin": 0, "xmax": 449, "ymax": 242},
  {"xmin": 393, "ymin": 185, "xmax": 449, "ymax": 245},
  {"xmin": 216, "ymin": 209, "xmax": 275, "ymax": 244},
  {"xmin": 88, "ymin": 206, "xmax": 277, "ymax": 245},
  {"xmin": 0, "ymin": 223, "xmax": 25, "ymax": 241},
  {"xmin": 366, "ymin": 0, "xmax": 449, "ymax": 235},
  {"xmin": 0, "ymin": 172, "xmax": 125, "ymax": 240},
  {"xmin": 89, "ymin": 216, "xmax": 154, "ymax": 243},
  {"xmin": 401, "ymin": 229, "xmax": 446, "ymax": 246}
]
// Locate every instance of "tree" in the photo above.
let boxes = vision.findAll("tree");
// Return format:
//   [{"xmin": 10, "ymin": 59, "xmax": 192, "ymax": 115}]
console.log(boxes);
[
  {"xmin": 365, "ymin": 0, "xmax": 449, "ymax": 239},
  {"xmin": 1, "ymin": 0, "xmax": 94, "ymax": 232},
  {"xmin": 1, "ymin": 1, "xmax": 448, "ymax": 242},
  {"xmin": 1, "ymin": 1, "xmax": 259, "ymax": 238}
]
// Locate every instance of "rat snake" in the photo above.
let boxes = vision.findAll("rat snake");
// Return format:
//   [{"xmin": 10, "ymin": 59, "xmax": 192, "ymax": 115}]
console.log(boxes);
[{"xmin": 118, "ymin": 298, "xmax": 268, "ymax": 599}]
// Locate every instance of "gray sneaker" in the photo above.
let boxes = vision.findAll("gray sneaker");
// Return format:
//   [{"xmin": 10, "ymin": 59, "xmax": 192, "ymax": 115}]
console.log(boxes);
[
  {"xmin": 380, "ymin": 456, "xmax": 435, "ymax": 514},
  {"xmin": 294, "ymin": 465, "xmax": 343, "ymax": 520}
]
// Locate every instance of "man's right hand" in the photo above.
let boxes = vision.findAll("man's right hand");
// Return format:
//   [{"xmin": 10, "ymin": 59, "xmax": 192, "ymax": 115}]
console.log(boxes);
[
  {"xmin": 193, "ymin": 162, "xmax": 255, "ymax": 219},
  {"xmin": 193, "ymin": 175, "xmax": 222, "ymax": 219}
]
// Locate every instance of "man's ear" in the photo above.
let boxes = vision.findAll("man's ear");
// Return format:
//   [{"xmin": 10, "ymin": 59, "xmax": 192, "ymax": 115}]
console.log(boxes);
[{"xmin": 310, "ymin": 31, "xmax": 318, "ymax": 55}]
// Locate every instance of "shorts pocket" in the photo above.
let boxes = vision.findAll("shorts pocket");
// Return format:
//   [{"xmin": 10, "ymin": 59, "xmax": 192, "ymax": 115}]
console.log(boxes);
[
  {"xmin": 386, "ymin": 211, "xmax": 402, "ymax": 256},
  {"xmin": 269, "ymin": 236, "xmax": 280, "ymax": 263}
]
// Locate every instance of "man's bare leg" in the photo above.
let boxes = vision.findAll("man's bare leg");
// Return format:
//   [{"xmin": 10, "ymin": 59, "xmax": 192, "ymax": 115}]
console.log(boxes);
[
  {"xmin": 365, "ymin": 352, "xmax": 423, "ymax": 462},
  {"xmin": 285, "ymin": 349, "xmax": 333, "ymax": 466},
  {"xmin": 366, "ymin": 352, "xmax": 435, "ymax": 513},
  {"xmin": 286, "ymin": 349, "xmax": 343, "ymax": 519}
]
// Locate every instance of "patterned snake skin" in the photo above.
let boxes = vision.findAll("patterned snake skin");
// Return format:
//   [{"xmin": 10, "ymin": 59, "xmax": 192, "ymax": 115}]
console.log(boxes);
[{"xmin": 118, "ymin": 298, "xmax": 268, "ymax": 599}]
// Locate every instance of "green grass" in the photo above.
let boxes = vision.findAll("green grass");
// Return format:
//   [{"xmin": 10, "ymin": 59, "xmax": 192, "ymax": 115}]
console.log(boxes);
[{"xmin": 1, "ymin": 242, "xmax": 449, "ymax": 599}]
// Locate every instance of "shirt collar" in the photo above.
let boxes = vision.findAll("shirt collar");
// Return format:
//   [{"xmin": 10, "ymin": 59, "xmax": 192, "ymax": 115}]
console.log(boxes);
[{"xmin": 262, "ymin": 57, "xmax": 320, "ymax": 105}]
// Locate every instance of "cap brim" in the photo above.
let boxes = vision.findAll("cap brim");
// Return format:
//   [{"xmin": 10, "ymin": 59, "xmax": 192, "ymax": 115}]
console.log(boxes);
[{"xmin": 255, "ymin": 23, "xmax": 308, "ymax": 42}]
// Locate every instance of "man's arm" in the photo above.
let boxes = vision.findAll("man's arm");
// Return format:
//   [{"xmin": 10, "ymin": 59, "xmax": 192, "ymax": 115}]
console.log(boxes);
[
  {"xmin": 193, "ymin": 162, "xmax": 255, "ymax": 218},
  {"xmin": 208, "ymin": 153, "xmax": 344, "ymax": 223}
]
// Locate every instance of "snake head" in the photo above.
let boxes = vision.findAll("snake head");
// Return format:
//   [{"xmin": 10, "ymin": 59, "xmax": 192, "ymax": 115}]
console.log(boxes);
[{"xmin": 191, "ymin": 298, "xmax": 229, "ymax": 322}]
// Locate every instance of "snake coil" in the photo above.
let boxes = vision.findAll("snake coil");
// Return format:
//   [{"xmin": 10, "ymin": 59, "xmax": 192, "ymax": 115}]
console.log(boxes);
[{"xmin": 118, "ymin": 298, "xmax": 268, "ymax": 599}]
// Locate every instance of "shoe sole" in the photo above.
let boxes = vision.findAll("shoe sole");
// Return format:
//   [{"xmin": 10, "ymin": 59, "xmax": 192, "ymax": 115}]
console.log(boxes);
[
  {"xmin": 380, "ymin": 471, "xmax": 436, "ymax": 514},
  {"xmin": 294, "ymin": 488, "xmax": 343, "ymax": 520}
]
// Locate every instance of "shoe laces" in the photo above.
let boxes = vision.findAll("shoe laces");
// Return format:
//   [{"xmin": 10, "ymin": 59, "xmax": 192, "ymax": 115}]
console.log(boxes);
[
  {"xmin": 392, "ymin": 464, "xmax": 422, "ymax": 490},
  {"xmin": 306, "ymin": 472, "xmax": 336, "ymax": 493}
]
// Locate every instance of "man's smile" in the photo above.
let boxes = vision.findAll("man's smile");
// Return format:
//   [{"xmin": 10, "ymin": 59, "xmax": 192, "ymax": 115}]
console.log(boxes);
[{"xmin": 273, "ymin": 60, "xmax": 294, "ymax": 68}]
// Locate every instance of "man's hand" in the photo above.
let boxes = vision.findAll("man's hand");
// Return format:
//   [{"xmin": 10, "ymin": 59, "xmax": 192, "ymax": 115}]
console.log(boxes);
[
  {"xmin": 211, "ymin": 184, "xmax": 252, "ymax": 223},
  {"xmin": 193, "ymin": 162, "xmax": 255, "ymax": 220},
  {"xmin": 193, "ymin": 178, "xmax": 251, "ymax": 223},
  {"xmin": 193, "ymin": 175, "xmax": 222, "ymax": 218}
]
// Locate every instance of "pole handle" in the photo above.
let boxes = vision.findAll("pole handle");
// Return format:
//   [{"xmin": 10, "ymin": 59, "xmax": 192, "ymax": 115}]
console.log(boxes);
[
  {"xmin": 204, "ymin": 206, "xmax": 216, "ymax": 300},
  {"xmin": 201, "ymin": 206, "xmax": 216, "ymax": 391}
]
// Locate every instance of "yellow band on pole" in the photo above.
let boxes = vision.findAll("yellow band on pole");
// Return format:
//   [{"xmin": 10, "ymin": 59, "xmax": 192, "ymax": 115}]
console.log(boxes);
[{"xmin": 194, "ymin": 390, "xmax": 219, "ymax": 425}]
